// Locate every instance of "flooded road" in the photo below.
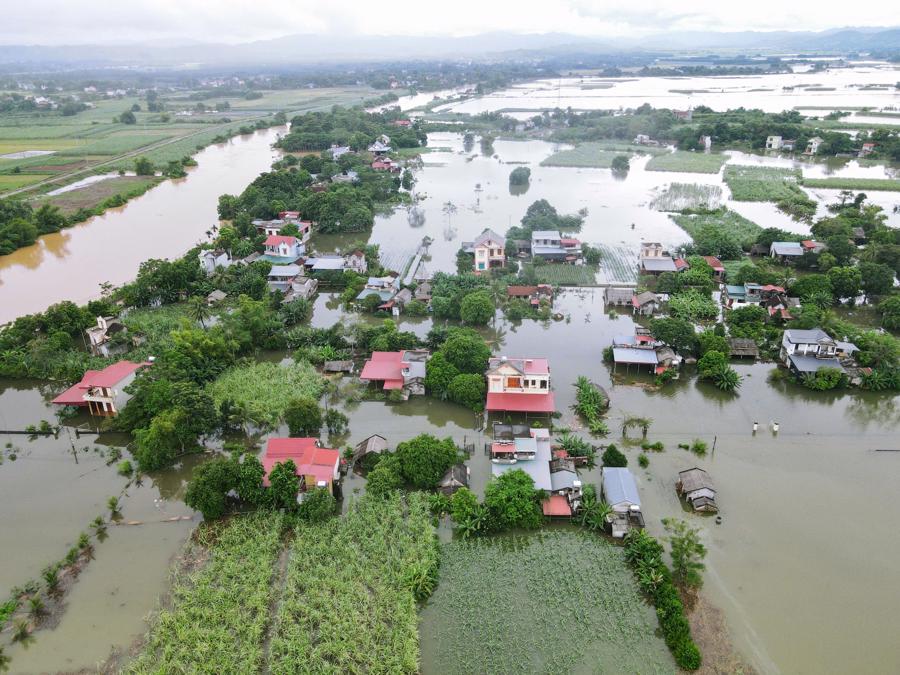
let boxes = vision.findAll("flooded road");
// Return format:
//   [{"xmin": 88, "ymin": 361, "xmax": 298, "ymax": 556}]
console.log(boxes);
[{"xmin": 0, "ymin": 127, "xmax": 284, "ymax": 324}]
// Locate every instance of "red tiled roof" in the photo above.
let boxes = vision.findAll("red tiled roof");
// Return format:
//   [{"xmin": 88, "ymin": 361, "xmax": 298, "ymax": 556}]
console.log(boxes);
[
  {"xmin": 760, "ymin": 284, "xmax": 785, "ymax": 292},
  {"xmin": 674, "ymin": 258, "xmax": 689, "ymax": 270},
  {"xmin": 507, "ymin": 285, "xmax": 538, "ymax": 297},
  {"xmin": 265, "ymin": 235, "xmax": 297, "ymax": 247},
  {"xmin": 360, "ymin": 351, "xmax": 406, "ymax": 389},
  {"xmin": 485, "ymin": 392, "xmax": 555, "ymax": 413},
  {"xmin": 491, "ymin": 442, "xmax": 516, "ymax": 454},
  {"xmin": 702, "ymin": 255, "xmax": 724, "ymax": 270},
  {"xmin": 560, "ymin": 238, "xmax": 580, "ymax": 246},
  {"xmin": 262, "ymin": 438, "xmax": 339, "ymax": 486},
  {"xmin": 52, "ymin": 361, "xmax": 147, "ymax": 406},
  {"xmin": 279, "ymin": 211, "xmax": 300, "ymax": 219},
  {"xmin": 542, "ymin": 495, "xmax": 572, "ymax": 516}
]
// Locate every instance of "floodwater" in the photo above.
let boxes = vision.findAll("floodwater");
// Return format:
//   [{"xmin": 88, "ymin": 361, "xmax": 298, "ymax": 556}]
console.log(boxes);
[
  {"xmin": 435, "ymin": 64, "xmax": 900, "ymax": 115},
  {"xmin": 0, "ymin": 127, "xmax": 285, "ymax": 324}
]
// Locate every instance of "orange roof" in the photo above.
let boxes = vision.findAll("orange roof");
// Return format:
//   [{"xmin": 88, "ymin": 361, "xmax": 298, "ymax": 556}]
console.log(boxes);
[
  {"xmin": 265, "ymin": 235, "xmax": 297, "ymax": 247},
  {"xmin": 262, "ymin": 438, "xmax": 339, "ymax": 486},
  {"xmin": 542, "ymin": 495, "xmax": 572, "ymax": 516},
  {"xmin": 52, "ymin": 361, "xmax": 148, "ymax": 406}
]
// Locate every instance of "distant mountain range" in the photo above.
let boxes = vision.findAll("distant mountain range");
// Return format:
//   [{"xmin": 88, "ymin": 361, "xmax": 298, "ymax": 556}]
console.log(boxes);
[{"xmin": 0, "ymin": 27, "xmax": 898, "ymax": 67}]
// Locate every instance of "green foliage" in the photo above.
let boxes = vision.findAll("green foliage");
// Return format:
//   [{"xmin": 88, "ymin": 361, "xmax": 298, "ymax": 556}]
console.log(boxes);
[
  {"xmin": 365, "ymin": 453, "xmax": 404, "ymax": 497},
  {"xmin": 646, "ymin": 151, "xmax": 727, "ymax": 173},
  {"xmin": 297, "ymin": 487, "xmax": 336, "ymax": 523},
  {"xmin": 134, "ymin": 407, "xmax": 199, "ymax": 471},
  {"xmin": 447, "ymin": 373, "xmax": 486, "ymax": 412},
  {"xmin": 134, "ymin": 156, "xmax": 154, "ymax": 176},
  {"xmin": 117, "ymin": 460, "xmax": 134, "ymax": 477},
  {"xmin": 668, "ymin": 289, "xmax": 718, "ymax": 321},
  {"xmin": 269, "ymin": 493, "xmax": 437, "ymax": 673},
  {"xmin": 207, "ymin": 361, "xmax": 324, "ymax": 431},
  {"xmin": 268, "ymin": 460, "xmax": 300, "ymax": 510},
  {"xmin": 459, "ymin": 290, "xmax": 495, "ymax": 325},
  {"xmin": 185, "ymin": 457, "xmax": 240, "ymax": 520},
  {"xmin": 672, "ymin": 207, "xmax": 761, "ymax": 252},
  {"xmin": 827, "ymin": 266, "xmax": 862, "ymax": 300},
  {"xmin": 508, "ymin": 166, "xmax": 531, "ymax": 185},
  {"xmin": 801, "ymin": 367, "xmax": 845, "ymax": 391},
  {"xmin": 638, "ymin": 453, "xmax": 650, "ymax": 468},
  {"xmin": 127, "ymin": 512, "xmax": 284, "ymax": 673},
  {"xmin": 878, "ymin": 295, "xmax": 900, "ymax": 331},
  {"xmin": 572, "ymin": 376, "xmax": 609, "ymax": 435},
  {"xmin": 602, "ymin": 444, "xmax": 628, "ymax": 467},
  {"xmin": 650, "ymin": 183, "xmax": 722, "ymax": 212},
  {"xmin": 649, "ymin": 317, "xmax": 697, "ymax": 353},
  {"xmin": 483, "ymin": 469, "xmax": 543, "ymax": 532},
  {"xmin": 394, "ymin": 434, "xmax": 459, "ymax": 490},
  {"xmin": 611, "ymin": 154, "xmax": 630, "ymax": 173},
  {"xmin": 696, "ymin": 330, "xmax": 729, "ymax": 356},
  {"xmin": 284, "ymin": 397, "xmax": 323, "ymax": 436},
  {"xmin": 662, "ymin": 518, "xmax": 707, "ymax": 589}
]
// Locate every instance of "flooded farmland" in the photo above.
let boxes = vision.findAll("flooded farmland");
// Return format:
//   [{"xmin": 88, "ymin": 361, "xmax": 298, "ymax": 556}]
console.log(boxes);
[{"xmin": 1, "ymin": 76, "xmax": 899, "ymax": 673}]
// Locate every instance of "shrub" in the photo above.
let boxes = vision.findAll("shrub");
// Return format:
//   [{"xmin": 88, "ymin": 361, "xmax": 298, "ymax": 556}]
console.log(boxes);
[
  {"xmin": 394, "ymin": 434, "xmax": 459, "ymax": 490},
  {"xmin": 602, "ymin": 445, "xmax": 627, "ymax": 467},
  {"xmin": 638, "ymin": 453, "xmax": 649, "ymax": 468},
  {"xmin": 297, "ymin": 487, "xmax": 336, "ymax": 523}
]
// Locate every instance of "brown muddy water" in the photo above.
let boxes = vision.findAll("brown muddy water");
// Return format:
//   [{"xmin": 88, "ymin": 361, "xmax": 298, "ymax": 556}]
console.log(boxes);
[
  {"xmin": 0, "ymin": 121, "xmax": 898, "ymax": 672},
  {"xmin": 0, "ymin": 127, "xmax": 285, "ymax": 324}
]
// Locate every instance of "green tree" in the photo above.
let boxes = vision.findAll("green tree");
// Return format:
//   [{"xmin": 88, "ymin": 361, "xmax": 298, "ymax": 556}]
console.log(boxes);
[
  {"xmin": 284, "ymin": 397, "xmax": 322, "ymax": 436},
  {"xmin": 878, "ymin": 295, "xmax": 900, "ymax": 331},
  {"xmin": 365, "ymin": 453, "xmax": 403, "ymax": 497},
  {"xmin": 447, "ymin": 373, "xmax": 486, "ymax": 411},
  {"xmin": 649, "ymin": 317, "xmax": 697, "ymax": 354},
  {"xmin": 323, "ymin": 408, "xmax": 349, "ymax": 435},
  {"xmin": 161, "ymin": 327, "xmax": 235, "ymax": 384},
  {"xmin": 859, "ymin": 262, "xmax": 895, "ymax": 300},
  {"xmin": 449, "ymin": 487, "xmax": 486, "ymax": 538},
  {"xmin": 297, "ymin": 487, "xmax": 336, "ymax": 523},
  {"xmin": 663, "ymin": 518, "xmax": 707, "ymax": 589},
  {"xmin": 394, "ymin": 434, "xmax": 459, "ymax": 490},
  {"xmin": 119, "ymin": 110, "xmax": 136, "ymax": 124},
  {"xmin": 184, "ymin": 457, "xmax": 239, "ymax": 519},
  {"xmin": 509, "ymin": 166, "xmax": 531, "ymax": 186},
  {"xmin": 134, "ymin": 156, "xmax": 154, "ymax": 175},
  {"xmin": 267, "ymin": 460, "xmax": 299, "ymax": 510},
  {"xmin": 611, "ymin": 154, "xmax": 630, "ymax": 173},
  {"xmin": 440, "ymin": 328, "xmax": 491, "ymax": 373},
  {"xmin": 601, "ymin": 445, "xmax": 628, "ymax": 467},
  {"xmin": 827, "ymin": 266, "xmax": 862, "ymax": 300},
  {"xmin": 424, "ymin": 351, "xmax": 460, "ymax": 398},
  {"xmin": 697, "ymin": 350, "xmax": 727, "ymax": 378},
  {"xmin": 133, "ymin": 407, "xmax": 197, "ymax": 471},
  {"xmin": 459, "ymin": 291, "xmax": 494, "ymax": 325},
  {"xmin": 188, "ymin": 296, "xmax": 211, "ymax": 328},
  {"xmin": 237, "ymin": 454, "xmax": 266, "ymax": 506},
  {"xmin": 483, "ymin": 469, "xmax": 543, "ymax": 532},
  {"xmin": 696, "ymin": 330, "xmax": 729, "ymax": 356},
  {"xmin": 33, "ymin": 203, "xmax": 67, "ymax": 234}
]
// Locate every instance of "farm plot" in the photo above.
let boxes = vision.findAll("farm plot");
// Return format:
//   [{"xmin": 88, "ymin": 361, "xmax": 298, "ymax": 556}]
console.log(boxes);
[
  {"xmin": 723, "ymin": 165, "xmax": 802, "ymax": 201},
  {"xmin": 670, "ymin": 208, "xmax": 762, "ymax": 249},
  {"xmin": 540, "ymin": 143, "xmax": 626, "ymax": 168},
  {"xmin": 645, "ymin": 151, "xmax": 727, "ymax": 174},
  {"xmin": 596, "ymin": 244, "xmax": 638, "ymax": 284},
  {"xmin": 650, "ymin": 183, "xmax": 723, "ymax": 211},
  {"xmin": 269, "ymin": 493, "xmax": 438, "ymax": 675},
  {"xmin": 127, "ymin": 512, "xmax": 284, "ymax": 674},
  {"xmin": 56, "ymin": 131, "xmax": 174, "ymax": 156},
  {"xmin": 801, "ymin": 177, "xmax": 900, "ymax": 192},
  {"xmin": 524, "ymin": 263, "xmax": 599, "ymax": 286},
  {"xmin": 419, "ymin": 529, "xmax": 674, "ymax": 675}
]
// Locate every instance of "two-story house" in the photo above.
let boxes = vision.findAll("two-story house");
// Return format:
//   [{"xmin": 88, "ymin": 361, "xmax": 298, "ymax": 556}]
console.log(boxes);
[
  {"xmin": 766, "ymin": 135, "xmax": 783, "ymax": 150},
  {"xmin": 484, "ymin": 356, "xmax": 555, "ymax": 415},
  {"xmin": 198, "ymin": 248, "xmax": 232, "ymax": 276},
  {"xmin": 531, "ymin": 230, "xmax": 568, "ymax": 261},
  {"xmin": 781, "ymin": 328, "xmax": 844, "ymax": 376},
  {"xmin": 279, "ymin": 212, "xmax": 313, "ymax": 243},
  {"xmin": 638, "ymin": 241, "xmax": 685, "ymax": 275},
  {"xmin": 85, "ymin": 315, "xmax": 127, "ymax": 357},
  {"xmin": 264, "ymin": 235, "xmax": 304, "ymax": 261},
  {"xmin": 52, "ymin": 361, "xmax": 148, "ymax": 416},
  {"xmin": 490, "ymin": 427, "xmax": 553, "ymax": 491},
  {"xmin": 470, "ymin": 228, "xmax": 506, "ymax": 272}
]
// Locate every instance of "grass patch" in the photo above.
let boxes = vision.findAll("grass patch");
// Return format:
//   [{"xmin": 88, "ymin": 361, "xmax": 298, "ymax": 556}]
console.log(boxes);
[
  {"xmin": 650, "ymin": 183, "xmax": 723, "ymax": 211},
  {"xmin": 0, "ymin": 174, "xmax": 45, "ymax": 189},
  {"xmin": 270, "ymin": 493, "xmax": 438, "ymax": 674},
  {"xmin": 207, "ymin": 361, "xmax": 324, "ymax": 430},
  {"xmin": 670, "ymin": 208, "xmax": 762, "ymax": 249},
  {"xmin": 645, "ymin": 151, "xmax": 727, "ymax": 174},
  {"xmin": 801, "ymin": 177, "xmax": 900, "ymax": 192},
  {"xmin": 420, "ymin": 529, "xmax": 674, "ymax": 674},
  {"xmin": 524, "ymin": 263, "xmax": 598, "ymax": 286},
  {"xmin": 540, "ymin": 144, "xmax": 626, "ymax": 168},
  {"xmin": 127, "ymin": 512, "xmax": 284, "ymax": 674}
]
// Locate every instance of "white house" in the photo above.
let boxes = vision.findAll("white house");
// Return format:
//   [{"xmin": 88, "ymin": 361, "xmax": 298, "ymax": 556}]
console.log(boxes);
[
  {"xmin": 52, "ymin": 361, "xmax": 148, "ymax": 416},
  {"xmin": 85, "ymin": 316, "xmax": 126, "ymax": 357},
  {"xmin": 253, "ymin": 219, "xmax": 284, "ymax": 237},
  {"xmin": 264, "ymin": 235, "xmax": 304, "ymax": 260},
  {"xmin": 346, "ymin": 250, "xmax": 368, "ymax": 274},
  {"xmin": 766, "ymin": 135, "xmax": 783, "ymax": 150},
  {"xmin": 531, "ymin": 230, "xmax": 568, "ymax": 261},
  {"xmin": 198, "ymin": 248, "xmax": 232, "ymax": 276},
  {"xmin": 484, "ymin": 356, "xmax": 556, "ymax": 416},
  {"xmin": 780, "ymin": 328, "xmax": 844, "ymax": 376},
  {"xmin": 805, "ymin": 137, "xmax": 824, "ymax": 155},
  {"xmin": 267, "ymin": 264, "xmax": 302, "ymax": 293}
]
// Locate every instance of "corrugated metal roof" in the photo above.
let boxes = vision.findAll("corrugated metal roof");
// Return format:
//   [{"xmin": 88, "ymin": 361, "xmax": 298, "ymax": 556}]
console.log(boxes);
[{"xmin": 603, "ymin": 467, "xmax": 641, "ymax": 507}]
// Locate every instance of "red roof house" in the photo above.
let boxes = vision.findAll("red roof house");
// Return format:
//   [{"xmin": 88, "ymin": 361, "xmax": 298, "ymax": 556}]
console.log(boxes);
[
  {"xmin": 485, "ymin": 356, "xmax": 555, "ymax": 414},
  {"xmin": 674, "ymin": 258, "xmax": 689, "ymax": 271},
  {"xmin": 359, "ymin": 350, "xmax": 429, "ymax": 394},
  {"xmin": 264, "ymin": 235, "xmax": 303, "ymax": 259},
  {"xmin": 52, "ymin": 361, "xmax": 148, "ymax": 416},
  {"xmin": 542, "ymin": 494, "xmax": 573, "ymax": 517},
  {"xmin": 262, "ymin": 438, "xmax": 341, "ymax": 494}
]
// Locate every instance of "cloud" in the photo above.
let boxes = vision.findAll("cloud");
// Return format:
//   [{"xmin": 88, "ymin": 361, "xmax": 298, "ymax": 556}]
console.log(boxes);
[{"xmin": 0, "ymin": 0, "xmax": 895, "ymax": 45}]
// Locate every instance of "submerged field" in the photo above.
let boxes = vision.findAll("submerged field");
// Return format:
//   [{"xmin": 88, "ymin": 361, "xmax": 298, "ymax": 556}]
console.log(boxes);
[
  {"xmin": 540, "ymin": 141, "xmax": 665, "ymax": 168},
  {"xmin": 645, "ymin": 151, "xmax": 727, "ymax": 174},
  {"xmin": 419, "ymin": 528, "xmax": 674, "ymax": 675}
]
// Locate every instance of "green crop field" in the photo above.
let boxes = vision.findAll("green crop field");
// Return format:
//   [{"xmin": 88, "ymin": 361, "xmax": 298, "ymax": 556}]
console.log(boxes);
[
  {"xmin": 671, "ymin": 208, "xmax": 762, "ymax": 248},
  {"xmin": 801, "ymin": 177, "xmax": 900, "ymax": 192},
  {"xmin": 645, "ymin": 151, "xmax": 728, "ymax": 174},
  {"xmin": 541, "ymin": 141, "xmax": 666, "ymax": 168},
  {"xmin": 0, "ymin": 174, "xmax": 46, "ymax": 189},
  {"xmin": 419, "ymin": 529, "xmax": 674, "ymax": 675},
  {"xmin": 524, "ymin": 263, "xmax": 599, "ymax": 285},
  {"xmin": 723, "ymin": 165, "xmax": 802, "ymax": 201}
]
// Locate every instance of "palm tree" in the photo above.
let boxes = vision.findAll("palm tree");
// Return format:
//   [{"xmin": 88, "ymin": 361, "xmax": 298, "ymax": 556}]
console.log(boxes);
[{"xmin": 188, "ymin": 296, "xmax": 211, "ymax": 329}]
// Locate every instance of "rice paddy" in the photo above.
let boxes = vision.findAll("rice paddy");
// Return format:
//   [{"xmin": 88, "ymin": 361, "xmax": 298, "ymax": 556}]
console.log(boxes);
[
  {"xmin": 800, "ymin": 177, "xmax": 900, "ymax": 192},
  {"xmin": 650, "ymin": 183, "xmax": 723, "ymax": 211},
  {"xmin": 127, "ymin": 512, "xmax": 284, "ymax": 674},
  {"xmin": 645, "ymin": 151, "xmax": 727, "ymax": 174},
  {"xmin": 596, "ymin": 244, "xmax": 638, "ymax": 284},
  {"xmin": 419, "ymin": 528, "xmax": 674, "ymax": 675}
]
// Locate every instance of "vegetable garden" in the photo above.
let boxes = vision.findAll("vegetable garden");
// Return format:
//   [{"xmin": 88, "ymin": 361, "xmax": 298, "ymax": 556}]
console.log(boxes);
[
  {"xmin": 419, "ymin": 529, "xmax": 674, "ymax": 674},
  {"xmin": 650, "ymin": 183, "xmax": 722, "ymax": 212}
]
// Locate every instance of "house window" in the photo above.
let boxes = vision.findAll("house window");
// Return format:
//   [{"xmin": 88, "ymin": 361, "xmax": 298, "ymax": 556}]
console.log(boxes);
[
  {"xmin": 540, "ymin": 380, "xmax": 548, "ymax": 389},
  {"xmin": 478, "ymin": 262, "xmax": 485, "ymax": 270},
  {"xmin": 507, "ymin": 377, "xmax": 522, "ymax": 389}
]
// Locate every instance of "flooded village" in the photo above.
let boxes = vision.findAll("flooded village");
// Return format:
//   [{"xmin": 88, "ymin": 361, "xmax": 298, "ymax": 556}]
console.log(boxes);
[{"xmin": 1, "ymin": 55, "xmax": 899, "ymax": 675}]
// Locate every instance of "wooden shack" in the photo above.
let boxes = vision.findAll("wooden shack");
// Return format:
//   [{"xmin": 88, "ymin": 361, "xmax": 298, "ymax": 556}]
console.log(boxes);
[
  {"xmin": 728, "ymin": 338, "xmax": 759, "ymax": 359},
  {"xmin": 438, "ymin": 464, "xmax": 469, "ymax": 495},
  {"xmin": 352, "ymin": 434, "xmax": 388, "ymax": 465},
  {"xmin": 676, "ymin": 467, "xmax": 718, "ymax": 512}
]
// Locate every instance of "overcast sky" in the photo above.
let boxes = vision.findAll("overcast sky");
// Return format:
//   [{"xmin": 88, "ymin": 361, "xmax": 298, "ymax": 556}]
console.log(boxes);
[{"xmin": 1, "ymin": 0, "xmax": 896, "ymax": 45}]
